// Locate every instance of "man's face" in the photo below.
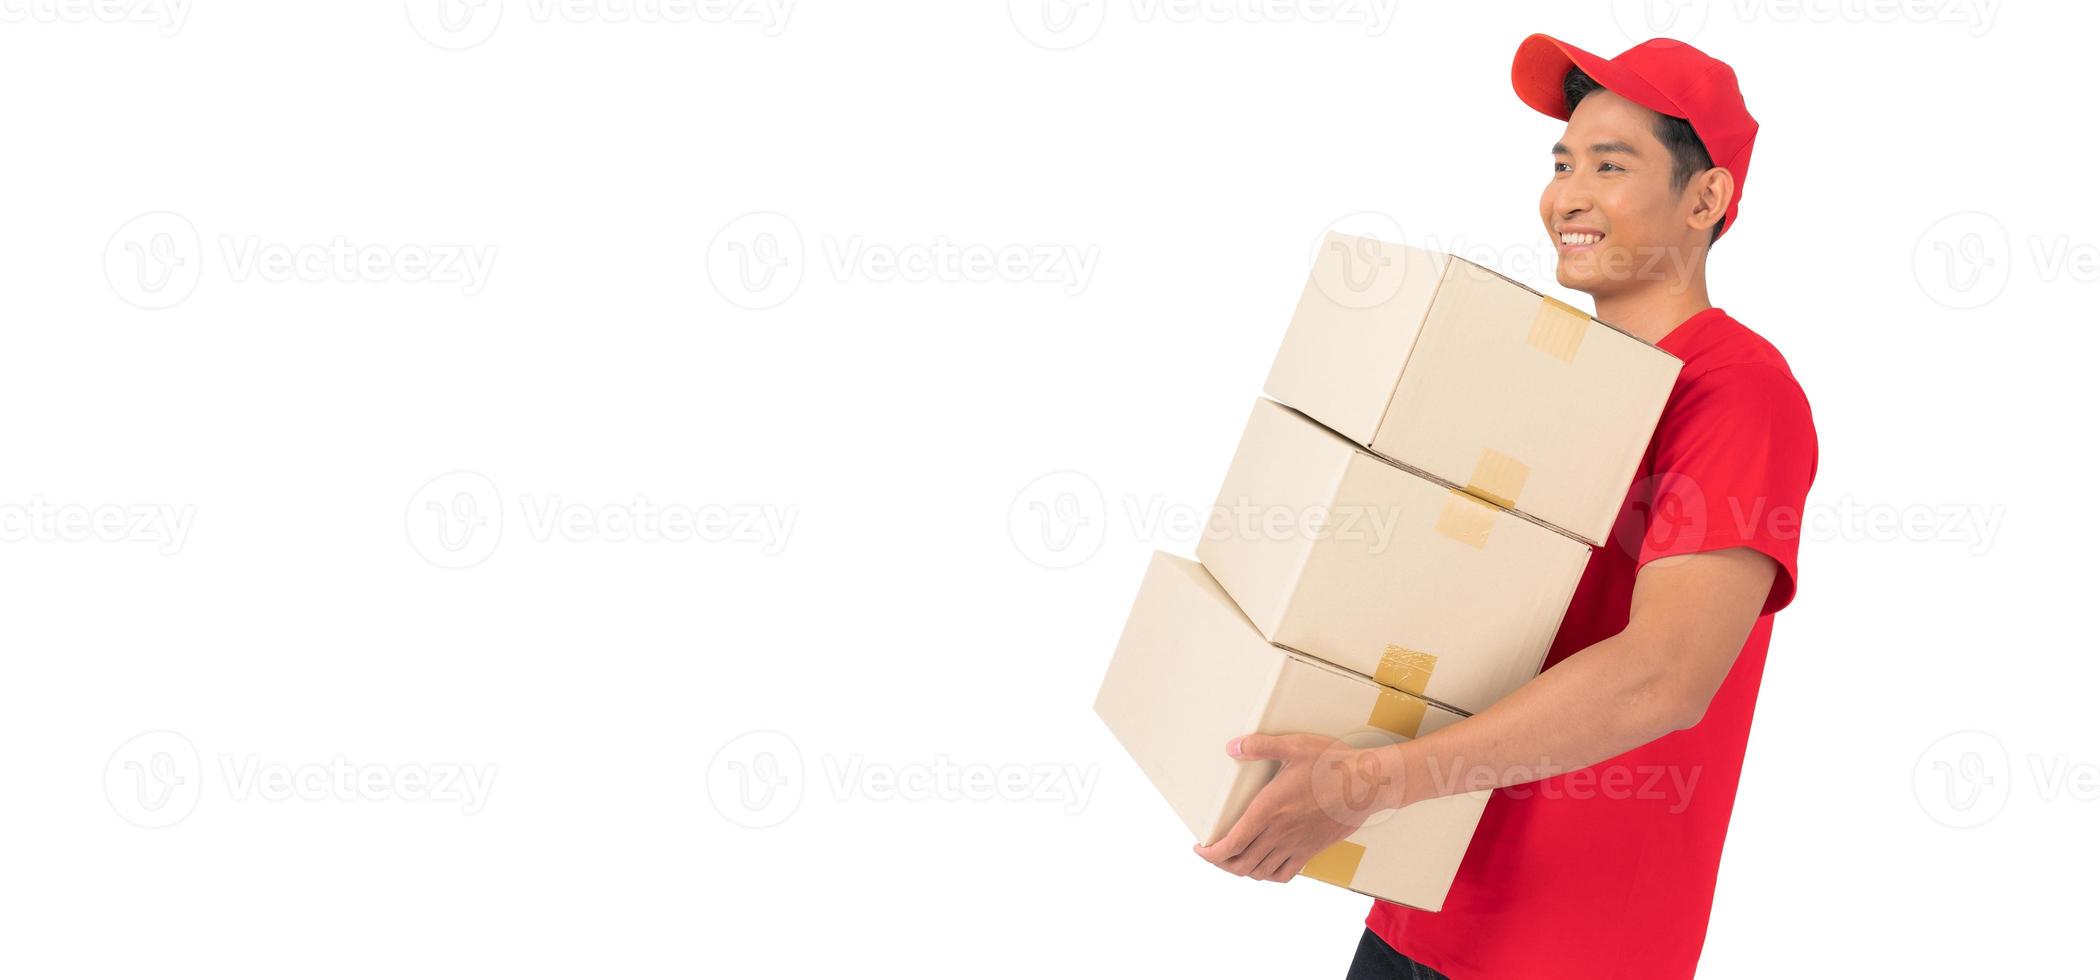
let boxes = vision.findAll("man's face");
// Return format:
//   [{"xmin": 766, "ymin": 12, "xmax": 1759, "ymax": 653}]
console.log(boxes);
[{"xmin": 1539, "ymin": 88, "xmax": 1694, "ymax": 298}]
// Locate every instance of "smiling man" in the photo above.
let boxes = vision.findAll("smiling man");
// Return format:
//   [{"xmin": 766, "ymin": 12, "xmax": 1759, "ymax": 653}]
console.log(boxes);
[{"xmin": 1191, "ymin": 36, "xmax": 1819, "ymax": 980}]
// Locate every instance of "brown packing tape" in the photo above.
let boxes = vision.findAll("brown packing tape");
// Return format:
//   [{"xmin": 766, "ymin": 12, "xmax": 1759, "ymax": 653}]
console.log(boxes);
[
  {"xmin": 1433, "ymin": 491, "xmax": 1495, "ymax": 549},
  {"xmin": 1528, "ymin": 295, "xmax": 1590, "ymax": 363},
  {"xmin": 1368, "ymin": 689, "xmax": 1427, "ymax": 739},
  {"xmin": 1303, "ymin": 840, "xmax": 1367, "ymax": 889},
  {"xmin": 1464, "ymin": 448, "xmax": 1530, "ymax": 510},
  {"xmin": 1375, "ymin": 645, "xmax": 1437, "ymax": 695}
]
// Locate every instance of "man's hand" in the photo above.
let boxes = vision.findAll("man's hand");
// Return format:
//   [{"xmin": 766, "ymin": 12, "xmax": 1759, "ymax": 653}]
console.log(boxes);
[{"xmin": 1192, "ymin": 733, "xmax": 1403, "ymax": 883}]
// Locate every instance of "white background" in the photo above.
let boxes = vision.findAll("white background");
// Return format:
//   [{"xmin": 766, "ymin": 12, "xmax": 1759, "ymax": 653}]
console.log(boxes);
[{"xmin": 2, "ymin": 1, "xmax": 2091, "ymax": 977}]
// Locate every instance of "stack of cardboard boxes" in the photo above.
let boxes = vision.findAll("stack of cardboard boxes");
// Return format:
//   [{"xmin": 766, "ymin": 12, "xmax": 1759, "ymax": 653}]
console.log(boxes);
[{"xmin": 1094, "ymin": 232, "xmax": 1684, "ymax": 910}]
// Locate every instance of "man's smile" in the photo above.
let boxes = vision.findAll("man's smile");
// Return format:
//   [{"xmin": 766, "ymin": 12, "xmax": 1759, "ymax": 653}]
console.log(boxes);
[{"xmin": 1556, "ymin": 226, "xmax": 1606, "ymax": 252}]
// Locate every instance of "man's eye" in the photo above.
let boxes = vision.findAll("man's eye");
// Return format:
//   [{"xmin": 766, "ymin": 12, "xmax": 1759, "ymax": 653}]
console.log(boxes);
[
  {"xmin": 1554, "ymin": 162, "xmax": 1572, "ymax": 173},
  {"xmin": 1599, "ymin": 161, "xmax": 1624, "ymax": 172}
]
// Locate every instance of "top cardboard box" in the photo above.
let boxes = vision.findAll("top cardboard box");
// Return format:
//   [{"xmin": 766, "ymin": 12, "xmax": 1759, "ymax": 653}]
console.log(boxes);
[{"xmin": 1264, "ymin": 232, "xmax": 1682, "ymax": 546}]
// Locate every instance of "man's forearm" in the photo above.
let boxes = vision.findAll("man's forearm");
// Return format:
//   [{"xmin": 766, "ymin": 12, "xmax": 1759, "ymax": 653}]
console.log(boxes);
[{"xmin": 1371, "ymin": 623, "xmax": 1694, "ymax": 812}]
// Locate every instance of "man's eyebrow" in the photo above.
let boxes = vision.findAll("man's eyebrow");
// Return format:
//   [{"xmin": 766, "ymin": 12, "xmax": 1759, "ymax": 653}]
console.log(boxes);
[{"xmin": 1550, "ymin": 140, "xmax": 1643, "ymax": 156}]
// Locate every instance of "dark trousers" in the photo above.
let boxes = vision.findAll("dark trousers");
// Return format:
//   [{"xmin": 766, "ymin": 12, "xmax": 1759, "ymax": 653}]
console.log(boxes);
[{"xmin": 1346, "ymin": 928, "xmax": 1451, "ymax": 980}]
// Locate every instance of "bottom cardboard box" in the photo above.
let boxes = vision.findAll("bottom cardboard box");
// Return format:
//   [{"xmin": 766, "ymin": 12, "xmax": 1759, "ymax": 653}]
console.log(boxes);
[{"xmin": 1094, "ymin": 551, "xmax": 1490, "ymax": 911}]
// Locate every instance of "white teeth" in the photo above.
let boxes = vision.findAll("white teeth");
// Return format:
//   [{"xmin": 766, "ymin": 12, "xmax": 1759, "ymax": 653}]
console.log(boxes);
[{"xmin": 1559, "ymin": 232, "xmax": 1601, "ymax": 245}]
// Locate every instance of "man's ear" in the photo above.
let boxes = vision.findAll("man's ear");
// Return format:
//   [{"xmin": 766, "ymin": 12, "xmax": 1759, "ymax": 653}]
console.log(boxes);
[{"xmin": 1687, "ymin": 167, "xmax": 1735, "ymax": 238}]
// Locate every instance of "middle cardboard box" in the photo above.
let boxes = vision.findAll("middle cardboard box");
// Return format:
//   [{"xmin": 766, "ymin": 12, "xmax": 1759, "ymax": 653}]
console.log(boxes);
[{"xmin": 1197, "ymin": 397, "xmax": 1593, "ymax": 716}]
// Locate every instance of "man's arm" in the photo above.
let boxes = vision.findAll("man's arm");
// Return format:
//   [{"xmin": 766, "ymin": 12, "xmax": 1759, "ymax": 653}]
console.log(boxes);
[{"xmin": 1194, "ymin": 546, "xmax": 1778, "ymax": 883}]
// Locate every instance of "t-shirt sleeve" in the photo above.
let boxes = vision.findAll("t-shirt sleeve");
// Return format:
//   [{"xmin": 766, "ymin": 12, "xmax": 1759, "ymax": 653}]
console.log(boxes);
[{"xmin": 1637, "ymin": 362, "xmax": 1819, "ymax": 616}]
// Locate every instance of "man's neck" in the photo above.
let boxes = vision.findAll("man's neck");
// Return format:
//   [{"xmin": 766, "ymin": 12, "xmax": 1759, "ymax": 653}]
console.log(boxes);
[{"xmin": 1592, "ymin": 282, "xmax": 1712, "ymax": 345}]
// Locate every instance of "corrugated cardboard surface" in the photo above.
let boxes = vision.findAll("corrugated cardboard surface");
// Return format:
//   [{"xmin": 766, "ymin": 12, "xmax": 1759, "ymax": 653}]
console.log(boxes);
[
  {"xmin": 1378, "ymin": 256, "xmax": 1680, "ymax": 545},
  {"xmin": 1094, "ymin": 551, "xmax": 1491, "ymax": 911},
  {"xmin": 1198, "ymin": 400, "xmax": 1592, "ymax": 716},
  {"xmin": 1263, "ymin": 232, "xmax": 1681, "ymax": 546},
  {"xmin": 1094, "ymin": 551, "xmax": 1285, "ymax": 845},
  {"xmin": 1192, "ymin": 397, "xmax": 1357, "ymax": 642},
  {"xmin": 1263, "ymin": 234, "xmax": 1446, "ymax": 447}
]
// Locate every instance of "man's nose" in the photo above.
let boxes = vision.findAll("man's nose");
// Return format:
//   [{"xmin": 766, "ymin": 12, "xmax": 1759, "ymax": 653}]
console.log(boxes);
[{"xmin": 1549, "ymin": 174, "xmax": 1594, "ymax": 222}]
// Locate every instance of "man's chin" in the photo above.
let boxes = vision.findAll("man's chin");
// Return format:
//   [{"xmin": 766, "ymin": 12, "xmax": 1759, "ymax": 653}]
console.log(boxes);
[{"xmin": 1554, "ymin": 270, "xmax": 1605, "ymax": 298}]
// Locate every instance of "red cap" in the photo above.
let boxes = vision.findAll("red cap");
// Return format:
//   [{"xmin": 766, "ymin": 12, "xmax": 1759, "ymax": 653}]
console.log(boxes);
[{"xmin": 1511, "ymin": 34, "xmax": 1757, "ymax": 240}]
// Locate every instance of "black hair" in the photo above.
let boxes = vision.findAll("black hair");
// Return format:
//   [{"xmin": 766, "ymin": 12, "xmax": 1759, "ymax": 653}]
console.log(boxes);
[{"xmin": 1563, "ymin": 67, "xmax": 1723, "ymax": 240}]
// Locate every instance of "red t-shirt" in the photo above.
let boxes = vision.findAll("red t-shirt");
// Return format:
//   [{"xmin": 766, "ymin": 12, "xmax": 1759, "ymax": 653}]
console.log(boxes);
[{"xmin": 1366, "ymin": 307, "xmax": 1819, "ymax": 980}]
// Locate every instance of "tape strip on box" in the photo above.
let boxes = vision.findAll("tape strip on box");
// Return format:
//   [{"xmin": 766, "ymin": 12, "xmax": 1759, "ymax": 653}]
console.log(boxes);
[
  {"xmin": 1305, "ymin": 840, "xmax": 1367, "ymax": 888},
  {"xmin": 1464, "ymin": 448, "xmax": 1530, "ymax": 510},
  {"xmin": 1375, "ymin": 645, "xmax": 1437, "ymax": 695},
  {"xmin": 1368, "ymin": 690, "xmax": 1427, "ymax": 739},
  {"xmin": 1528, "ymin": 295, "xmax": 1590, "ymax": 363},
  {"xmin": 1304, "ymin": 840, "xmax": 1367, "ymax": 888},
  {"xmin": 1433, "ymin": 491, "xmax": 1495, "ymax": 548}
]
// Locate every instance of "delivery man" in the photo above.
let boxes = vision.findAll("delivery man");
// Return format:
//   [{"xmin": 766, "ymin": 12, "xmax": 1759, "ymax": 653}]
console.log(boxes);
[{"xmin": 1193, "ymin": 35, "xmax": 1818, "ymax": 980}]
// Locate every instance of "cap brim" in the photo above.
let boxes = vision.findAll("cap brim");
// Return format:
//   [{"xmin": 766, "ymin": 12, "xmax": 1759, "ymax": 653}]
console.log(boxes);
[{"xmin": 1511, "ymin": 33, "xmax": 1683, "ymax": 121}]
